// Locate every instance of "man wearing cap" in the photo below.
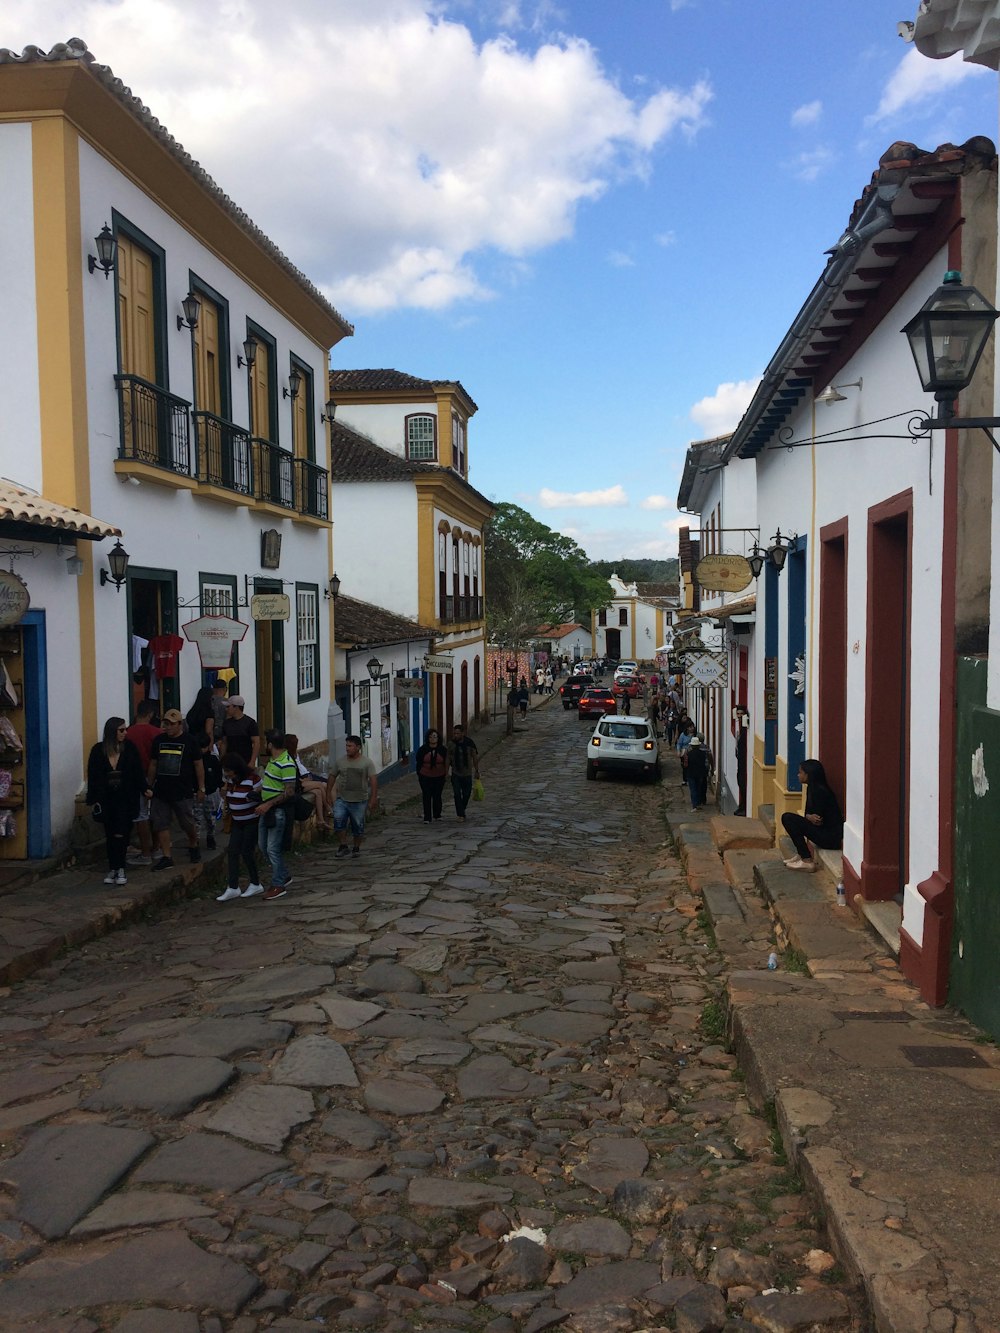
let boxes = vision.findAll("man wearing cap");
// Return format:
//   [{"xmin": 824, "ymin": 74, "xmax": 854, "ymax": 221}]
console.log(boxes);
[
  {"xmin": 684, "ymin": 735, "xmax": 713, "ymax": 812},
  {"xmin": 218, "ymin": 696, "xmax": 260, "ymax": 769},
  {"xmin": 147, "ymin": 709, "xmax": 205, "ymax": 870}
]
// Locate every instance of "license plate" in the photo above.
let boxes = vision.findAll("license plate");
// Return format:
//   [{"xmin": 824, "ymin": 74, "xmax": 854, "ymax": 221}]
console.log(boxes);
[{"xmin": 613, "ymin": 742, "xmax": 631, "ymax": 751}]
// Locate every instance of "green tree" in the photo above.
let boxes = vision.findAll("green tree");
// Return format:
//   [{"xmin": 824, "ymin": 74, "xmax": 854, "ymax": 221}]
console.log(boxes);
[{"xmin": 484, "ymin": 502, "xmax": 612, "ymax": 634}]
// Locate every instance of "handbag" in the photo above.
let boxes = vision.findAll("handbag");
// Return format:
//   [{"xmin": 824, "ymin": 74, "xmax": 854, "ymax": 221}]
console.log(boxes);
[
  {"xmin": 293, "ymin": 792, "xmax": 314, "ymax": 822},
  {"xmin": 472, "ymin": 778, "xmax": 485, "ymax": 802}
]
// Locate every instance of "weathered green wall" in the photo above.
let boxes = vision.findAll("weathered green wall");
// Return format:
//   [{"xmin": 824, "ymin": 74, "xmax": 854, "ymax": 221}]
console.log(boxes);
[{"xmin": 951, "ymin": 656, "xmax": 1000, "ymax": 1039}]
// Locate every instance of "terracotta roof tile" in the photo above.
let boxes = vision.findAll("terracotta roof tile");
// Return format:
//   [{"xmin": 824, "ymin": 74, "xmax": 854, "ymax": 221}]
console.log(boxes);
[
  {"xmin": 330, "ymin": 369, "xmax": 437, "ymax": 393},
  {"xmin": 329, "ymin": 420, "xmax": 494, "ymax": 511},
  {"xmin": 334, "ymin": 595, "xmax": 435, "ymax": 647},
  {"xmin": 0, "ymin": 482, "xmax": 121, "ymax": 540}
]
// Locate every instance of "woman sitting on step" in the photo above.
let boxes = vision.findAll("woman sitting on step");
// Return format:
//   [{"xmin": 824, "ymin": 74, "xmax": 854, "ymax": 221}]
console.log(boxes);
[{"xmin": 781, "ymin": 759, "xmax": 843, "ymax": 872}]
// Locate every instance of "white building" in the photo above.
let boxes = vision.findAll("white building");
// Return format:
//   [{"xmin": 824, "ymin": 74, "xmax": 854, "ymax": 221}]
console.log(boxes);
[
  {"xmin": 591, "ymin": 574, "xmax": 677, "ymax": 662},
  {"xmin": 0, "ymin": 40, "xmax": 351, "ymax": 860},
  {"xmin": 328, "ymin": 371, "xmax": 492, "ymax": 738}
]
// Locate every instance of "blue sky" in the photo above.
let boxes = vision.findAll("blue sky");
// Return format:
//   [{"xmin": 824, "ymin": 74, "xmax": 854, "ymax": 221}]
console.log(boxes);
[{"xmin": 8, "ymin": 0, "xmax": 999, "ymax": 558}]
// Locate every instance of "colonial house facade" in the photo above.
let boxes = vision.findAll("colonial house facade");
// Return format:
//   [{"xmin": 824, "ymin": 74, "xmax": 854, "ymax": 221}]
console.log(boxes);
[
  {"xmin": 327, "ymin": 371, "xmax": 492, "ymax": 738},
  {"xmin": 0, "ymin": 39, "xmax": 352, "ymax": 859},
  {"xmin": 590, "ymin": 574, "xmax": 677, "ymax": 662}
]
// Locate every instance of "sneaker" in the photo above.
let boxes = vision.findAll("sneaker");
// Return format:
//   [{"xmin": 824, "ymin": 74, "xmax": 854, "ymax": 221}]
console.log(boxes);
[
  {"xmin": 127, "ymin": 853, "xmax": 152, "ymax": 866},
  {"xmin": 352, "ymin": 846, "xmax": 361, "ymax": 857},
  {"xmin": 216, "ymin": 887, "xmax": 242, "ymax": 902},
  {"xmin": 188, "ymin": 847, "xmax": 201, "ymax": 863},
  {"xmin": 263, "ymin": 885, "xmax": 287, "ymax": 901},
  {"xmin": 240, "ymin": 882, "xmax": 265, "ymax": 898},
  {"xmin": 207, "ymin": 834, "xmax": 217, "ymax": 850},
  {"xmin": 336, "ymin": 846, "xmax": 351, "ymax": 859},
  {"xmin": 103, "ymin": 871, "xmax": 117, "ymax": 885},
  {"xmin": 152, "ymin": 857, "xmax": 174, "ymax": 872},
  {"xmin": 115, "ymin": 869, "xmax": 127, "ymax": 886}
]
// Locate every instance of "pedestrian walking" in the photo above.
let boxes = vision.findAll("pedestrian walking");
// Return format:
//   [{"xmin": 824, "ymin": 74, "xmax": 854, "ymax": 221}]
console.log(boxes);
[
  {"xmin": 217, "ymin": 695, "xmax": 260, "ymax": 769},
  {"xmin": 781, "ymin": 759, "xmax": 844, "ymax": 871},
  {"xmin": 621, "ymin": 690, "xmax": 631, "ymax": 716},
  {"xmin": 185, "ymin": 685, "xmax": 217, "ymax": 744},
  {"xmin": 216, "ymin": 753, "xmax": 264, "ymax": 901},
  {"xmin": 87, "ymin": 717, "xmax": 149, "ymax": 886},
  {"xmin": 125, "ymin": 699, "xmax": 161, "ymax": 866},
  {"xmin": 328, "ymin": 734, "xmax": 378, "ymax": 858},
  {"xmin": 448, "ymin": 723, "xmax": 480, "ymax": 820},
  {"xmin": 415, "ymin": 728, "xmax": 448, "ymax": 822},
  {"xmin": 685, "ymin": 736, "xmax": 713, "ymax": 810},
  {"xmin": 543, "ymin": 667, "xmax": 554, "ymax": 694},
  {"xmin": 255, "ymin": 729, "xmax": 297, "ymax": 900},
  {"xmin": 516, "ymin": 680, "xmax": 530, "ymax": 718},
  {"xmin": 535, "ymin": 666, "xmax": 545, "ymax": 695},
  {"xmin": 647, "ymin": 695, "xmax": 660, "ymax": 738},
  {"xmin": 148, "ymin": 709, "xmax": 205, "ymax": 870}
]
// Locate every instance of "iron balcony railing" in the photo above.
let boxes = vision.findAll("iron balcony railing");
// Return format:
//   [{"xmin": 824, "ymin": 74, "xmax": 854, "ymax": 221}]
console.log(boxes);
[
  {"xmin": 193, "ymin": 411, "xmax": 253, "ymax": 497},
  {"xmin": 116, "ymin": 374, "xmax": 192, "ymax": 476},
  {"xmin": 295, "ymin": 458, "xmax": 329, "ymax": 520},
  {"xmin": 440, "ymin": 595, "xmax": 484, "ymax": 624},
  {"xmin": 253, "ymin": 437, "xmax": 295, "ymax": 510}
]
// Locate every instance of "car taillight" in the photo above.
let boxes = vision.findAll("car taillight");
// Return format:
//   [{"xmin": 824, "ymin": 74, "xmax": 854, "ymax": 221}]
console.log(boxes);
[
  {"xmin": 644, "ymin": 740, "xmax": 654, "ymax": 750},
  {"xmin": 591, "ymin": 737, "xmax": 601, "ymax": 747}
]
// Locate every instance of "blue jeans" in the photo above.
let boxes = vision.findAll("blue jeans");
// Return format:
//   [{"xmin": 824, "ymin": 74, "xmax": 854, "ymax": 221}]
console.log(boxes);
[
  {"xmin": 258, "ymin": 807, "xmax": 290, "ymax": 886},
  {"xmin": 333, "ymin": 797, "xmax": 367, "ymax": 838}
]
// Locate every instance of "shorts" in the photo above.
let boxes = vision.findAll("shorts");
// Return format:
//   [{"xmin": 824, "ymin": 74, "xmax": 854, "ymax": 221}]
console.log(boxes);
[
  {"xmin": 150, "ymin": 795, "xmax": 197, "ymax": 836},
  {"xmin": 333, "ymin": 797, "xmax": 367, "ymax": 837},
  {"xmin": 134, "ymin": 793, "xmax": 150, "ymax": 824}
]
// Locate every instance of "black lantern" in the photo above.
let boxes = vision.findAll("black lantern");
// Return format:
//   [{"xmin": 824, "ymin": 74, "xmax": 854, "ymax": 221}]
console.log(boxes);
[
  {"xmin": 100, "ymin": 538, "xmax": 130, "ymax": 591},
  {"xmin": 321, "ymin": 397, "xmax": 337, "ymax": 423},
  {"xmin": 902, "ymin": 270, "xmax": 999, "ymax": 419},
  {"xmin": 177, "ymin": 291, "xmax": 201, "ymax": 331},
  {"xmin": 283, "ymin": 367, "xmax": 303, "ymax": 400},
  {"xmin": 767, "ymin": 530, "xmax": 791, "ymax": 573},
  {"xmin": 238, "ymin": 336, "xmax": 258, "ymax": 370},
  {"xmin": 324, "ymin": 571, "xmax": 341, "ymax": 601},
  {"xmin": 88, "ymin": 223, "xmax": 117, "ymax": 278},
  {"xmin": 366, "ymin": 655, "xmax": 384, "ymax": 682},
  {"xmin": 747, "ymin": 543, "xmax": 766, "ymax": 579}
]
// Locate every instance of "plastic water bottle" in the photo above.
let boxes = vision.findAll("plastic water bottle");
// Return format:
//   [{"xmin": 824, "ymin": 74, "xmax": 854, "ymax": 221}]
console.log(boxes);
[
  {"xmin": 767, "ymin": 951, "xmax": 778, "ymax": 971},
  {"xmin": 836, "ymin": 881, "xmax": 846, "ymax": 907}
]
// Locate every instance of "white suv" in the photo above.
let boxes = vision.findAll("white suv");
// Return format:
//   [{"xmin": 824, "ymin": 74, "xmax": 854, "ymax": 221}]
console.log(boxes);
[{"xmin": 586, "ymin": 717, "xmax": 661, "ymax": 782}]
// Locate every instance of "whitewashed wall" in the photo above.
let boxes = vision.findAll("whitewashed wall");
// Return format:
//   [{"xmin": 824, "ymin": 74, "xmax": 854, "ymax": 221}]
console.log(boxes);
[
  {"xmin": 336, "ymin": 402, "xmax": 436, "ymax": 457},
  {"xmin": 0, "ymin": 124, "xmax": 42, "ymax": 491},
  {"xmin": 330, "ymin": 483, "xmax": 417, "ymax": 618}
]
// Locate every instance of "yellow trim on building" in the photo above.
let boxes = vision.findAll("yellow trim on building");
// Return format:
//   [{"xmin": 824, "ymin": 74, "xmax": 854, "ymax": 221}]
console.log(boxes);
[
  {"xmin": 417, "ymin": 493, "xmax": 436, "ymax": 627},
  {"xmin": 32, "ymin": 114, "xmax": 99, "ymax": 758},
  {"xmin": 751, "ymin": 731, "xmax": 775, "ymax": 828}
]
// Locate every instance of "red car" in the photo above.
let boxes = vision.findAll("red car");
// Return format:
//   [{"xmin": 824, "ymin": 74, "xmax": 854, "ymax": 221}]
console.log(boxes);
[
  {"xmin": 611, "ymin": 676, "xmax": 642, "ymax": 699},
  {"xmin": 578, "ymin": 687, "xmax": 617, "ymax": 720}
]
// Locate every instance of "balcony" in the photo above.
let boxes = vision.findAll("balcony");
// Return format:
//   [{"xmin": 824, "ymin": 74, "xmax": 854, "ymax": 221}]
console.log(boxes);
[
  {"xmin": 115, "ymin": 374, "xmax": 193, "ymax": 481},
  {"xmin": 440, "ymin": 594, "xmax": 484, "ymax": 624},
  {"xmin": 295, "ymin": 458, "xmax": 329, "ymax": 521},
  {"xmin": 253, "ymin": 438, "xmax": 295, "ymax": 510},
  {"xmin": 194, "ymin": 411, "xmax": 253, "ymax": 499}
]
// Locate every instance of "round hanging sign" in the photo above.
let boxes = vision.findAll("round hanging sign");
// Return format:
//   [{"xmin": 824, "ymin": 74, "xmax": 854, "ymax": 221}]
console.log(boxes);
[
  {"xmin": 0, "ymin": 571, "xmax": 30, "ymax": 627},
  {"xmin": 695, "ymin": 553, "xmax": 752, "ymax": 593}
]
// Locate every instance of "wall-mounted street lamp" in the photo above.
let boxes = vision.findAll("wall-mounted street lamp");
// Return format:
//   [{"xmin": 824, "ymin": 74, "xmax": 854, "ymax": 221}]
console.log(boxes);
[
  {"xmin": 904, "ymin": 271, "xmax": 1000, "ymax": 441},
  {"xmin": 99, "ymin": 538, "xmax": 130, "ymax": 591},
  {"xmin": 324, "ymin": 571, "xmax": 341, "ymax": 601},
  {"xmin": 282, "ymin": 367, "xmax": 303, "ymax": 401},
  {"xmin": 237, "ymin": 337, "xmax": 258, "ymax": 370},
  {"xmin": 350, "ymin": 654, "xmax": 384, "ymax": 700},
  {"xmin": 88, "ymin": 223, "xmax": 117, "ymax": 278},
  {"xmin": 747, "ymin": 532, "xmax": 795, "ymax": 578},
  {"xmin": 747, "ymin": 542, "xmax": 766, "ymax": 579},
  {"xmin": 816, "ymin": 377, "xmax": 863, "ymax": 406},
  {"xmin": 320, "ymin": 397, "xmax": 337, "ymax": 423},
  {"xmin": 176, "ymin": 291, "xmax": 201, "ymax": 332}
]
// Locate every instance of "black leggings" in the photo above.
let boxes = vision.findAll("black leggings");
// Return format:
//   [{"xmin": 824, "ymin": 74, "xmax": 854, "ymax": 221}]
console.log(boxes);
[
  {"xmin": 227, "ymin": 821, "xmax": 260, "ymax": 887},
  {"xmin": 781, "ymin": 812, "xmax": 842, "ymax": 859},
  {"xmin": 419, "ymin": 776, "xmax": 446, "ymax": 821},
  {"xmin": 104, "ymin": 812, "xmax": 133, "ymax": 873}
]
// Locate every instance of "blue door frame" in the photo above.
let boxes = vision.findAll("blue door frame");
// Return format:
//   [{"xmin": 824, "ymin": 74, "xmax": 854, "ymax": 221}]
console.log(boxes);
[{"xmin": 22, "ymin": 610, "xmax": 51, "ymax": 858}]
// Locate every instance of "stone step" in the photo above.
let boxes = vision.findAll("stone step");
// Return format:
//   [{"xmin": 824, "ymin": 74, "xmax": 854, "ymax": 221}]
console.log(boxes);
[
  {"xmin": 758, "ymin": 803, "xmax": 775, "ymax": 839},
  {"xmin": 860, "ymin": 899, "xmax": 902, "ymax": 957}
]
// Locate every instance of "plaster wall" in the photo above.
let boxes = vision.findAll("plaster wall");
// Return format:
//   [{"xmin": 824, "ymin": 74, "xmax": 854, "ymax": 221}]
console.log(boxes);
[
  {"xmin": 753, "ymin": 255, "xmax": 953, "ymax": 944},
  {"xmin": 335, "ymin": 402, "xmax": 436, "ymax": 457},
  {"xmin": 336, "ymin": 642, "xmax": 429, "ymax": 775},
  {"xmin": 329, "ymin": 483, "xmax": 417, "ymax": 618},
  {"xmin": 0, "ymin": 124, "xmax": 41, "ymax": 491}
]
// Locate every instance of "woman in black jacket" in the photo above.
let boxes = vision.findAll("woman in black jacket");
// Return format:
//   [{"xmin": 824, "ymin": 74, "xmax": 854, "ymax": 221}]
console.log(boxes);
[
  {"xmin": 414, "ymin": 729, "xmax": 448, "ymax": 824},
  {"xmin": 781, "ymin": 759, "xmax": 843, "ymax": 872},
  {"xmin": 86, "ymin": 716, "xmax": 150, "ymax": 887}
]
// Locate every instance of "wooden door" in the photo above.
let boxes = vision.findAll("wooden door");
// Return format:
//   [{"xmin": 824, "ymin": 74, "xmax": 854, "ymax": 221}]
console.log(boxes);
[
  {"xmin": 194, "ymin": 297, "xmax": 221, "ymax": 416},
  {"xmin": 251, "ymin": 349, "xmax": 272, "ymax": 441},
  {"xmin": 117, "ymin": 234, "xmax": 159, "ymax": 460}
]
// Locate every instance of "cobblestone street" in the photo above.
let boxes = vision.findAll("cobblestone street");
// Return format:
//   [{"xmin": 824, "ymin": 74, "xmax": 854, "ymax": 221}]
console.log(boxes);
[{"xmin": 0, "ymin": 703, "xmax": 867, "ymax": 1332}]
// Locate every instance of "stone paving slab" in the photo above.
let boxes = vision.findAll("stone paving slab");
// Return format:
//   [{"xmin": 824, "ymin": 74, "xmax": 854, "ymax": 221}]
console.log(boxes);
[
  {"xmin": 133, "ymin": 1132, "xmax": 288, "ymax": 1190},
  {"xmin": 82, "ymin": 1055, "xmax": 235, "ymax": 1115}
]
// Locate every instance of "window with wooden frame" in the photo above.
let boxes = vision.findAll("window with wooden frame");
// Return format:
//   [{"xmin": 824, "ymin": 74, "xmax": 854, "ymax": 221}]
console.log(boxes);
[
  {"xmin": 438, "ymin": 527, "xmax": 448, "ymax": 617},
  {"xmin": 598, "ymin": 609, "xmax": 607, "ymax": 627},
  {"xmin": 406, "ymin": 413, "xmax": 436, "ymax": 461},
  {"xmin": 247, "ymin": 321, "xmax": 278, "ymax": 442},
  {"xmin": 452, "ymin": 413, "xmax": 466, "ymax": 475},
  {"xmin": 290, "ymin": 356, "xmax": 315, "ymax": 461},
  {"xmin": 296, "ymin": 583, "xmax": 320, "ymax": 701},
  {"xmin": 114, "ymin": 216, "xmax": 165, "ymax": 386}
]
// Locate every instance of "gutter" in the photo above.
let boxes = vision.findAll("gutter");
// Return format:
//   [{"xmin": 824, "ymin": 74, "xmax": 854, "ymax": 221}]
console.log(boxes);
[{"xmin": 724, "ymin": 185, "xmax": 900, "ymax": 462}]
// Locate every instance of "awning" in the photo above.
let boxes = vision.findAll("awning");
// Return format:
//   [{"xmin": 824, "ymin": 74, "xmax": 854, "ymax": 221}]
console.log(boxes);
[{"xmin": 0, "ymin": 482, "xmax": 121, "ymax": 542}]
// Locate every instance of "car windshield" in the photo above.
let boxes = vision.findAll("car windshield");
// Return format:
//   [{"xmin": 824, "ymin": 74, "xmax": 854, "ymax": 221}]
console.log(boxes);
[{"xmin": 600, "ymin": 722, "xmax": 648, "ymax": 739}]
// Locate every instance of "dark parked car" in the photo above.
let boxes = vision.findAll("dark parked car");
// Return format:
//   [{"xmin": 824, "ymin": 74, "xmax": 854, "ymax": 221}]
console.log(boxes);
[
  {"xmin": 578, "ymin": 687, "xmax": 617, "ymax": 720},
  {"xmin": 559, "ymin": 673, "xmax": 594, "ymax": 709}
]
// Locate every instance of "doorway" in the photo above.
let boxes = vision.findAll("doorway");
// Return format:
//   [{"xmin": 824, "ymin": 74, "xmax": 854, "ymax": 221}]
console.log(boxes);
[
  {"xmin": 127, "ymin": 567, "xmax": 179, "ymax": 715},
  {"xmin": 819, "ymin": 522, "xmax": 848, "ymax": 813},
  {"xmin": 254, "ymin": 578, "xmax": 285, "ymax": 734},
  {"xmin": 863, "ymin": 493, "xmax": 911, "ymax": 901},
  {"xmin": 605, "ymin": 628, "xmax": 621, "ymax": 659}
]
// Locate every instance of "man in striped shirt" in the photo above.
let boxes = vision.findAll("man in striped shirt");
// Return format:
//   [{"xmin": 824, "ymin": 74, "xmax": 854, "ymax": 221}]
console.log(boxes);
[{"xmin": 256, "ymin": 729, "xmax": 297, "ymax": 901}]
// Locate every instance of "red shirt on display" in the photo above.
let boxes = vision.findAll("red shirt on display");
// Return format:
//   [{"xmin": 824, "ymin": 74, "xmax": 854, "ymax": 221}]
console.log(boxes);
[{"xmin": 148, "ymin": 634, "xmax": 184, "ymax": 679}]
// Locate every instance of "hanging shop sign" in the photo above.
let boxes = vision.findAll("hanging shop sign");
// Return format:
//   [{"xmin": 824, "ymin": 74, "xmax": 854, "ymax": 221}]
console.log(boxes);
[
  {"xmin": 182, "ymin": 614, "xmax": 249, "ymax": 670},
  {"xmin": 695, "ymin": 553, "xmax": 752, "ymax": 594},
  {"xmin": 0, "ymin": 572, "xmax": 30, "ymax": 627},
  {"xmin": 685, "ymin": 652, "xmax": 728, "ymax": 689},
  {"xmin": 423, "ymin": 653, "xmax": 454, "ymax": 674},
  {"xmin": 251, "ymin": 593, "xmax": 291, "ymax": 622},
  {"xmin": 393, "ymin": 677, "xmax": 425, "ymax": 700}
]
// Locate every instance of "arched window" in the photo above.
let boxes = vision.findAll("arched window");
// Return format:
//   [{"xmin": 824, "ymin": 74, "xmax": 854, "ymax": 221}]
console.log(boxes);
[{"xmin": 406, "ymin": 413, "xmax": 436, "ymax": 461}]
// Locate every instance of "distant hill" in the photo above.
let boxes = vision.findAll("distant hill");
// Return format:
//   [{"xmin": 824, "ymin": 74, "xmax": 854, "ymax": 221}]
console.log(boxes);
[{"xmin": 590, "ymin": 558, "xmax": 679, "ymax": 583}]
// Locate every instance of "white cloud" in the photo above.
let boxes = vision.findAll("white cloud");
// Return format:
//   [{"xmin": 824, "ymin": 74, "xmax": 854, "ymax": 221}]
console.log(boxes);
[
  {"xmin": 538, "ymin": 485, "xmax": 629, "ymax": 508},
  {"xmin": 7, "ymin": 0, "xmax": 712, "ymax": 313},
  {"xmin": 608, "ymin": 250, "xmax": 636, "ymax": 267},
  {"xmin": 640, "ymin": 494, "xmax": 671, "ymax": 510},
  {"xmin": 787, "ymin": 146, "xmax": 836, "ymax": 183},
  {"xmin": 791, "ymin": 99, "xmax": 822, "ymax": 128},
  {"xmin": 871, "ymin": 48, "xmax": 990, "ymax": 123},
  {"xmin": 654, "ymin": 230, "xmax": 677, "ymax": 247},
  {"xmin": 689, "ymin": 378, "xmax": 760, "ymax": 436}
]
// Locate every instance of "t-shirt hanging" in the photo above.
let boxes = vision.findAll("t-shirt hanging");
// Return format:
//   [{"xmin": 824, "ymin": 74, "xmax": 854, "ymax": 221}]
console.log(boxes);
[{"xmin": 149, "ymin": 634, "xmax": 184, "ymax": 679}]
